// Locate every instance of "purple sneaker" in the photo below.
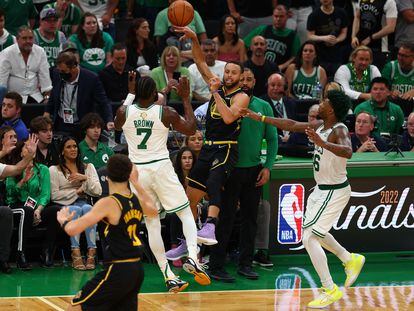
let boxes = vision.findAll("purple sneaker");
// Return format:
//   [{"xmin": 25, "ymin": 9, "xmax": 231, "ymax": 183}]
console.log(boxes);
[
  {"xmin": 197, "ymin": 223, "xmax": 218, "ymax": 245},
  {"xmin": 166, "ymin": 239, "xmax": 188, "ymax": 261}
]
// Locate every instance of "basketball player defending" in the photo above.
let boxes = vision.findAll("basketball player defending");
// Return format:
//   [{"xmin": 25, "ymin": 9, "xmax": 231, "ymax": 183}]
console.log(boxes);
[
  {"xmin": 114, "ymin": 76, "xmax": 210, "ymax": 292},
  {"xmin": 244, "ymin": 90, "xmax": 365, "ymax": 308},
  {"xmin": 170, "ymin": 26, "xmax": 250, "ymax": 249},
  {"xmin": 57, "ymin": 154, "xmax": 158, "ymax": 310}
]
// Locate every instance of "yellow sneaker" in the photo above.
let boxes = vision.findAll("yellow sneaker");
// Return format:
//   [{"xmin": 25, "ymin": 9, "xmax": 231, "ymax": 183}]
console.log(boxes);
[
  {"xmin": 344, "ymin": 253, "xmax": 365, "ymax": 288},
  {"xmin": 307, "ymin": 284, "xmax": 343, "ymax": 309}
]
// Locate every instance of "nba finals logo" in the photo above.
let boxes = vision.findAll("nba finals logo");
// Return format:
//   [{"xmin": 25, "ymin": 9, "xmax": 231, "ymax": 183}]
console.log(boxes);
[{"xmin": 277, "ymin": 184, "xmax": 304, "ymax": 244}]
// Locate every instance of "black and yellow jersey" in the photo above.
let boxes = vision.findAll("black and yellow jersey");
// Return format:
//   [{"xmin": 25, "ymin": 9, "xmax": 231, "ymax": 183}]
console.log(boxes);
[
  {"xmin": 205, "ymin": 87, "xmax": 244, "ymax": 141},
  {"xmin": 100, "ymin": 192, "xmax": 144, "ymax": 261}
]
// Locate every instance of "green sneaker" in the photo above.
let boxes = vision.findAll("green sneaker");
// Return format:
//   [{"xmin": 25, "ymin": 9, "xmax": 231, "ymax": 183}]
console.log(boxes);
[
  {"xmin": 344, "ymin": 253, "xmax": 365, "ymax": 288},
  {"xmin": 308, "ymin": 284, "xmax": 343, "ymax": 309}
]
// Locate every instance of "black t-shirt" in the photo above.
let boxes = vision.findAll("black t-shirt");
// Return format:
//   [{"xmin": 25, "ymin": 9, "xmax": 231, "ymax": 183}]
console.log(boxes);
[
  {"xmin": 307, "ymin": 7, "xmax": 348, "ymax": 62},
  {"xmin": 235, "ymin": 0, "xmax": 273, "ymax": 17},
  {"xmin": 290, "ymin": 0, "xmax": 315, "ymax": 8},
  {"xmin": 244, "ymin": 59, "xmax": 280, "ymax": 97}
]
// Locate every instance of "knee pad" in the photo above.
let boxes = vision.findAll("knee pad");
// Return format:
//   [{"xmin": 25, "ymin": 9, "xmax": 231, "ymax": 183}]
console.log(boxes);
[{"xmin": 206, "ymin": 169, "xmax": 227, "ymax": 208}]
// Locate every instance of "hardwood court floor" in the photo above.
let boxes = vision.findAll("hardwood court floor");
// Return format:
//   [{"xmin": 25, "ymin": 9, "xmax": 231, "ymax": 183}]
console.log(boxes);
[
  {"xmin": 1, "ymin": 253, "xmax": 414, "ymax": 310},
  {"xmin": 1, "ymin": 286, "xmax": 414, "ymax": 310}
]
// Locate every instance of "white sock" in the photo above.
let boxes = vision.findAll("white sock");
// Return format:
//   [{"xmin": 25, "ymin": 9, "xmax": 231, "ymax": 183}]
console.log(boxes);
[
  {"xmin": 145, "ymin": 216, "xmax": 176, "ymax": 280},
  {"xmin": 176, "ymin": 207, "xmax": 198, "ymax": 262},
  {"xmin": 303, "ymin": 229, "xmax": 334, "ymax": 290},
  {"xmin": 320, "ymin": 232, "xmax": 352, "ymax": 264}
]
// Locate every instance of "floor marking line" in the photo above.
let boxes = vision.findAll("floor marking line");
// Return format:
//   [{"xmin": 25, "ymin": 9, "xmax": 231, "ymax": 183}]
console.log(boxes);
[{"xmin": 38, "ymin": 297, "xmax": 65, "ymax": 311}]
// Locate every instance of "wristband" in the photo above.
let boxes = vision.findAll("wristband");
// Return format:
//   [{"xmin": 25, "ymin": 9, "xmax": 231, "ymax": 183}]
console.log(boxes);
[
  {"xmin": 261, "ymin": 115, "xmax": 266, "ymax": 123},
  {"xmin": 61, "ymin": 220, "xmax": 70, "ymax": 230},
  {"xmin": 123, "ymin": 93, "xmax": 135, "ymax": 106}
]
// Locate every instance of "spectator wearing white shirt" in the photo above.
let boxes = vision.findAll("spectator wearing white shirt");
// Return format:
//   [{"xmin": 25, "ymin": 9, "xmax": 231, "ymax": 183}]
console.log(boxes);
[
  {"xmin": 188, "ymin": 39, "xmax": 225, "ymax": 103},
  {"xmin": 334, "ymin": 46, "xmax": 381, "ymax": 101},
  {"xmin": 0, "ymin": 26, "xmax": 52, "ymax": 104}
]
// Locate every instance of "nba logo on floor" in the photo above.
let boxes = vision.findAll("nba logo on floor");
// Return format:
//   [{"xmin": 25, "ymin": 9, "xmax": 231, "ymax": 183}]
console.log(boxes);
[{"xmin": 277, "ymin": 184, "xmax": 304, "ymax": 244}]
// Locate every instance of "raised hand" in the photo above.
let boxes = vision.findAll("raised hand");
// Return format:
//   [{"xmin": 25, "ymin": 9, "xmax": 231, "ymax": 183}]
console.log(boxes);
[
  {"xmin": 173, "ymin": 26, "xmax": 197, "ymax": 41},
  {"xmin": 176, "ymin": 76, "xmax": 190, "ymax": 99},
  {"xmin": 305, "ymin": 127, "xmax": 324, "ymax": 146},
  {"xmin": 25, "ymin": 134, "xmax": 39, "ymax": 158}
]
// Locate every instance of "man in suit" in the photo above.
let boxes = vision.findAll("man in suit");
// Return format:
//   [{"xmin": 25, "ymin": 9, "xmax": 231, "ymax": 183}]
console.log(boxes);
[
  {"xmin": 44, "ymin": 51, "xmax": 114, "ymax": 137},
  {"xmin": 261, "ymin": 73, "xmax": 297, "ymax": 143}
]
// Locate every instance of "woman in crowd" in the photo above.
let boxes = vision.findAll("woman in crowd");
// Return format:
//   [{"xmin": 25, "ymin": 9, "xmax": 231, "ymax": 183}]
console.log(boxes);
[
  {"xmin": 151, "ymin": 45, "xmax": 192, "ymax": 102},
  {"xmin": 6, "ymin": 141, "xmax": 51, "ymax": 270},
  {"xmin": 183, "ymin": 130, "xmax": 203, "ymax": 159},
  {"xmin": 285, "ymin": 41, "xmax": 327, "ymax": 100},
  {"xmin": 0, "ymin": 126, "xmax": 18, "ymax": 165},
  {"xmin": 69, "ymin": 12, "xmax": 114, "ymax": 73},
  {"xmin": 49, "ymin": 137, "xmax": 101, "ymax": 270},
  {"xmin": 169, "ymin": 147, "xmax": 197, "ymax": 267},
  {"xmin": 213, "ymin": 15, "xmax": 247, "ymax": 63},
  {"xmin": 213, "ymin": 14, "xmax": 247, "ymax": 63},
  {"xmin": 126, "ymin": 18, "xmax": 158, "ymax": 70}
]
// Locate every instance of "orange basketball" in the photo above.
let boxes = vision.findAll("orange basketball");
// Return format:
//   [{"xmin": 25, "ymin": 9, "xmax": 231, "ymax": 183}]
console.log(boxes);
[{"xmin": 168, "ymin": 1, "xmax": 194, "ymax": 27}]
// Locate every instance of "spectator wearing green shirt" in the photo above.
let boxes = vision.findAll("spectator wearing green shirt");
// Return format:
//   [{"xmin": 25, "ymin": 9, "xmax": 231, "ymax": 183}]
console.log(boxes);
[
  {"xmin": 209, "ymin": 68, "xmax": 278, "ymax": 282},
  {"xmin": 244, "ymin": 5, "xmax": 301, "ymax": 72},
  {"xmin": 79, "ymin": 113, "xmax": 114, "ymax": 170},
  {"xmin": 382, "ymin": 44, "xmax": 414, "ymax": 102},
  {"xmin": 354, "ymin": 77, "xmax": 405, "ymax": 137},
  {"xmin": 0, "ymin": 0, "xmax": 36, "ymax": 36},
  {"xmin": 68, "ymin": 12, "xmax": 114, "ymax": 73},
  {"xmin": 45, "ymin": 0, "xmax": 82, "ymax": 38},
  {"xmin": 6, "ymin": 141, "xmax": 51, "ymax": 271}
]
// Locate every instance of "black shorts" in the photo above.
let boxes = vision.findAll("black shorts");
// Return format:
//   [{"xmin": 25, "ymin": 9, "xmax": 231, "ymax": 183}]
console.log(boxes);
[
  {"xmin": 187, "ymin": 143, "xmax": 238, "ymax": 191},
  {"xmin": 72, "ymin": 260, "xmax": 144, "ymax": 311}
]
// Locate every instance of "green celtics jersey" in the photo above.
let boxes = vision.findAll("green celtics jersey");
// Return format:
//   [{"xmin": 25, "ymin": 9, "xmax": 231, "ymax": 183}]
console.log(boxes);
[
  {"xmin": 346, "ymin": 63, "xmax": 373, "ymax": 93},
  {"xmin": 69, "ymin": 32, "xmax": 114, "ymax": 73},
  {"xmin": 33, "ymin": 29, "xmax": 65, "ymax": 67},
  {"xmin": 44, "ymin": 2, "xmax": 82, "ymax": 37},
  {"xmin": 292, "ymin": 66, "xmax": 321, "ymax": 99},
  {"xmin": 0, "ymin": 31, "xmax": 15, "ymax": 52},
  {"xmin": 382, "ymin": 60, "xmax": 414, "ymax": 94}
]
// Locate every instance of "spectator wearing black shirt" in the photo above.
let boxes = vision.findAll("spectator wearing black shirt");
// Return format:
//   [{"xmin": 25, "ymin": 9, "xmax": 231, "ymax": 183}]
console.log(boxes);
[
  {"xmin": 227, "ymin": 0, "xmax": 276, "ymax": 38},
  {"xmin": 125, "ymin": 18, "xmax": 158, "ymax": 70},
  {"xmin": 244, "ymin": 35, "xmax": 279, "ymax": 97},
  {"xmin": 30, "ymin": 116, "xmax": 59, "ymax": 167},
  {"xmin": 307, "ymin": 0, "xmax": 349, "ymax": 78},
  {"xmin": 99, "ymin": 43, "xmax": 140, "ymax": 102},
  {"xmin": 351, "ymin": 0, "xmax": 398, "ymax": 70},
  {"xmin": 351, "ymin": 111, "xmax": 388, "ymax": 152}
]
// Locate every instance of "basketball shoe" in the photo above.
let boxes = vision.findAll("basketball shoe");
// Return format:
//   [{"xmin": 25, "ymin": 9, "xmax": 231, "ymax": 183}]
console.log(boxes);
[
  {"xmin": 307, "ymin": 284, "xmax": 343, "ymax": 309},
  {"xmin": 183, "ymin": 257, "xmax": 211, "ymax": 285},
  {"xmin": 196, "ymin": 223, "xmax": 218, "ymax": 245},
  {"xmin": 165, "ymin": 277, "xmax": 189, "ymax": 293},
  {"xmin": 344, "ymin": 253, "xmax": 365, "ymax": 287}
]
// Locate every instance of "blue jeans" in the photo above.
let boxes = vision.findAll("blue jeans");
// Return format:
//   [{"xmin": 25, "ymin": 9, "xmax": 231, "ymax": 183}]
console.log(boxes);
[{"xmin": 68, "ymin": 200, "xmax": 96, "ymax": 249}]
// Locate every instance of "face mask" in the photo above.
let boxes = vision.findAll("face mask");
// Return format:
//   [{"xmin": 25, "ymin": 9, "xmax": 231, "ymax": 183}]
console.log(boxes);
[{"xmin": 59, "ymin": 71, "xmax": 72, "ymax": 82}]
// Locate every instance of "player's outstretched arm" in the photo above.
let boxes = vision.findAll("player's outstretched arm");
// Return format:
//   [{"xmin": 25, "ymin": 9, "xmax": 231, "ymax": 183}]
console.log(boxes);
[
  {"xmin": 174, "ymin": 26, "xmax": 216, "ymax": 84},
  {"xmin": 57, "ymin": 198, "xmax": 117, "ymax": 236},
  {"xmin": 306, "ymin": 125, "xmax": 352, "ymax": 159},
  {"xmin": 162, "ymin": 76, "xmax": 197, "ymax": 135},
  {"xmin": 242, "ymin": 109, "xmax": 322, "ymax": 133},
  {"xmin": 129, "ymin": 166, "xmax": 158, "ymax": 218}
]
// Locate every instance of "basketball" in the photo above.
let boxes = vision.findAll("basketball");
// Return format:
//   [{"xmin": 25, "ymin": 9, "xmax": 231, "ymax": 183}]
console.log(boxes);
[{"xmin": 167, "ymin": 1, "xmax": 194, "ymax": 27}]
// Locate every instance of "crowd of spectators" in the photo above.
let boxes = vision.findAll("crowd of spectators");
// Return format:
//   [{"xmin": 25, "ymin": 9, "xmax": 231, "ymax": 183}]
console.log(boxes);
[{"xmin": 0, "ymin": 0, "xmax": 413, "ymax": 279}]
